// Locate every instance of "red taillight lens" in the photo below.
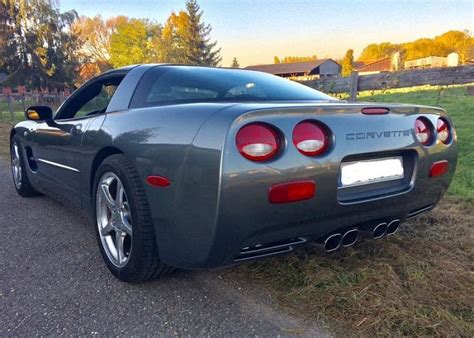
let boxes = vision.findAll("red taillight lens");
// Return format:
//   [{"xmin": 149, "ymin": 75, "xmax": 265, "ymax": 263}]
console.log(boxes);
[
  {"xmin": 292, "ymin": 121, "xmax": 330, "ymax": 156},
  {"xmin": 269, "ymin": 180, "xmax": 316, "ymax": 204},
  {"xmin": 236, "ymin": 123, "xmax": 280, "ymax": 161},
  {"xmin": 437, "ymin": 118, "xmax": 451, "ymax": 144},
  {"xmin": 430, "ymin": 160, "xmax": 449, "ymax": 177},
  {"xmin": 415, "ymin": 117, "xmax": 433, "ymax": 146}
]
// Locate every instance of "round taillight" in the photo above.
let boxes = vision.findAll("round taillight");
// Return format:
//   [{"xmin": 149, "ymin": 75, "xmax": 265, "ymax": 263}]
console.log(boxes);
[
  {"xmin": 292, "ymin": 121, "xmax": 330, "ymax": 156},
  {"xmin": 415, "ymin": 117, "xmax": 433, "ymax": 146},
  {"xmin": 437, "ymin": 118, "xmax": 450, "ymax": 144},
  {"xmin": 236, "ymin": 123, "xmax": 280, "ymax": 161}
]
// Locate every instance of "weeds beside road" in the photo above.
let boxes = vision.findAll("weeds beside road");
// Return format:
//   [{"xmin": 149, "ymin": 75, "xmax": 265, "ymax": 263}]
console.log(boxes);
[
  {"xmin": 0, "ymin": 122, "xmax": 12, "ymax": 159},
  {"xmin": 231, "ymin": 198, "xmax": 473, "ymax": 335},
  {"xmin": 0, "ymin": 85, "xmax": 473, "ymax": 335}
]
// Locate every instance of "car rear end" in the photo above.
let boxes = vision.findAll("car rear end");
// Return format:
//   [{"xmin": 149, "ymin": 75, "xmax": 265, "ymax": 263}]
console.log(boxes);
[{"xmin": 204, "ymin": 103, "xmax": 457, "ymax": 267}]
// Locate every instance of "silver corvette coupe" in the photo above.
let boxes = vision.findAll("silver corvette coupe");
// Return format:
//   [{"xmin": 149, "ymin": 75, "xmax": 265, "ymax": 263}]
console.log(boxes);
[{"xmin": 10, "ymin": 65, "xmax": 457, "ymax": 282}]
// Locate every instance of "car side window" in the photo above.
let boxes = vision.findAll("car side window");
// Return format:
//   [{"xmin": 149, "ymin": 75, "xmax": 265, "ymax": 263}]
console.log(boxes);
[
  {"xmin": 55, "ymin": 74, "xmax": 124, "ymax": 120},
  {"xmin": 74, "ymin": 84, "xmax": 118, "ymax": 119}
]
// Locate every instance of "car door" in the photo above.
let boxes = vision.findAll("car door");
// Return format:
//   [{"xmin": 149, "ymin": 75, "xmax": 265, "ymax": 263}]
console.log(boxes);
[{"xmin": 31, "ymin": 76, "xmax": 122, "ymax": 207}]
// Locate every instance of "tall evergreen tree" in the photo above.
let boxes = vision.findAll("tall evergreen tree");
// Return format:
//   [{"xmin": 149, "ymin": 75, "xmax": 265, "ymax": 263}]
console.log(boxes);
[
  {"xmin": 341, "ymin": 49, "xmax": 354, "ymax": 77},
  {"xmin": 182, "ymin": 0, "xmax": 221, "ymax": 66},
  {"xmin": 1, "ymin": 0, "xmax": 80, "ymax": 89},
  {"xmin": 230, "ymin": 57, "xmax": 240, "ymax": 68}
]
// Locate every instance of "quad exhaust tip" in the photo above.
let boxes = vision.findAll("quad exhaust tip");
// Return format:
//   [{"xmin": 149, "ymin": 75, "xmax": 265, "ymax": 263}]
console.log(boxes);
[
  {"xmin": 342, "ymin": 228, "xmax": 358, "ymax": 247},
  {"xmin": 316, "ymin": 219, "xmax": 400, "ymax": 254},
  {"xmin": 324, "ymin": 233, "xmax": 342, "ymax": 252},
  {"xmin": 373, "ymin": 222, "xmax": 388, "ymax": 239},
  {"xmin": 386, "ymin": 219, "xmax": 401, "ymax": 235}
]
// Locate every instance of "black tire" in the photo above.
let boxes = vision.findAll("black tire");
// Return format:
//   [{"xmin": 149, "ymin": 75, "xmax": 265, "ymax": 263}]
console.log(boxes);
[
  {"xmin": 93, "ymin": 154, "xmax": 173, "ymax": 282},
  {"xmin": 10, "ymin": 134, "xmax": 38, "ymax": 197}
]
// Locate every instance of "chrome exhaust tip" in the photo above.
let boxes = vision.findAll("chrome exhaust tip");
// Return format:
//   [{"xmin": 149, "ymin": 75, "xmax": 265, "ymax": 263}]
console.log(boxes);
[
  {"xmin": 360, "ymin": 222, "xmax": 388, "ymax": 239},
  {"xmin": 342, "ymin": 229, "xmax": 358, "ymax": 247},
  {"xmin": 372, "ymin": 222, "xmax": 388, "ymax": 239},
  {"xmin": 324, "ymin": 233, "xmax": 342, "ymax": 252},
  {"xmin": 386, "ymin": 219, "xmax": 401, "ymax": 235}
]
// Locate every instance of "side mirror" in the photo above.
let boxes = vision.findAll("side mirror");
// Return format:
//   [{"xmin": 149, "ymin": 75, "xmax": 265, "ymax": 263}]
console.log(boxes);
[{"xmin": 25, "ymin": 106, "xmax": 53, "ymax": 121}]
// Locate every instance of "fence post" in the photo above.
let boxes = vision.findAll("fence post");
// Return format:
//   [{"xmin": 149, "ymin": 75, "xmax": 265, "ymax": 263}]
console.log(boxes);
[{"xmin": 349, "ymin": 71, "xmax": 359, "ymax": 102}]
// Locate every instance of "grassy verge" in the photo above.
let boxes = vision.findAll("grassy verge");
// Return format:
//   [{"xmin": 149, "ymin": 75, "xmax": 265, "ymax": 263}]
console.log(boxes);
[
  {"xmin": 229, "ymin": 85, "xmax": 474, "ymax": 335},
  {"xmin": 229, "ymin": 199, "xmax": 473, "ymax": 335},
  {"xmin": 0, "ymin": 122, "xmax": 13, "ymax": 159}
]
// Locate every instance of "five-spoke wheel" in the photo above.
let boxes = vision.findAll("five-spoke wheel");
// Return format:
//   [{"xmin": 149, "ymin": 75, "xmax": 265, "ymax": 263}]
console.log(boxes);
[
  {"xmin": 10, "ymin": 135, "xmax": 37, "ymax": 197},
  {"xmin": 11, "ymin": 142, "xmax": 22, "ymax": 190},
  {"xmin": 93, "ymin": 154, "xmax": 172, "ymax": 282},
  {"xmin": 96, "ymin": 172, "xmax": 133, "ymax": 268}
]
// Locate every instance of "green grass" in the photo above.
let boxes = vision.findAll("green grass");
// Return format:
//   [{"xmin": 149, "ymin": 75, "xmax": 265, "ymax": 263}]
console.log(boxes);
[{"xmin": 0, "ymin": 98, "xmax": 32, "ymax": 123}]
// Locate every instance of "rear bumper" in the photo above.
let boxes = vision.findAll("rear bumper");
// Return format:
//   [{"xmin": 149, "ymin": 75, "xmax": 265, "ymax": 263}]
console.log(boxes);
[
  {"xmin": 157, "ymin": 148, "xmax": 456, "ymax": 270},
  {"xmin": 153, "ymin": 106, "xmax": 458, "ymax": 269}
]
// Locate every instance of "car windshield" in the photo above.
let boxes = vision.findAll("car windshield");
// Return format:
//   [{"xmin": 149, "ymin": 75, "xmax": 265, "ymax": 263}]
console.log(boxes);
[{"xmin": 130, "ymin": 66, "xmax": 336, "ymax": 108}]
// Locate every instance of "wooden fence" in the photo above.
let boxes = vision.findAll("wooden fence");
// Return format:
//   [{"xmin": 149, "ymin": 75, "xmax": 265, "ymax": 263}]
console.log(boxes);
[
  {"xmin": 298, "ymin": 65, "xmax": 474, "ymax": 101},
  {"xmin": 0, "ymin": 89, "xmax": 69, "ymax": 121}
]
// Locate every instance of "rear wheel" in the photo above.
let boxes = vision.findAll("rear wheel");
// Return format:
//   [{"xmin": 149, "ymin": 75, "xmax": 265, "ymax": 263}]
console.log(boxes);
[
  {"xmin": 93, "ymin": 154, "xmax": 173, "ymax": 282},
  {"xmin": 10, "ymin": 135, "xmax": 38, "ymax": 197}
]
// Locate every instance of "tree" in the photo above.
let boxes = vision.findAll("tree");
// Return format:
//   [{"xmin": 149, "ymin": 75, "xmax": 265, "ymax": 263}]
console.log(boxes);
[
  {"xmin": 358, "ymin": 42, "xmax": 399, "ymax": 61},
  {"xmin": 72, "ymin": 15, "xmax": 126, "ymax": 83},
  {"xmin": 357, "ymin": 30, "xmax": 474, "ymax": 64},
  {"xmin": 109, "ymin": 17, "xmax": 161, "ymax": 68},
  {"xmin": 403, "ymin": 38, "xmax": 441, "ymax": 60},
  {"xmin": 161, "ymin": 0, "xmax": 221, "ymax": 66},
  {"xmin": 341, "ymin": 49, "xmax": 354, "ymax": 77},
  {"xmin": 230, "ymin": 57, "xmax": 240, "ymax": 68},
  {"xmin": 1, "ymin": 0, "xmax": 81, "ymax": 89},
  {"xmin": 434, "ymin": 30, "xmax": 474, "ymax": 64},
  {"xmin": 0, "ymin": 2, "xmax": 12, "ymax": 72},
  {"xmin": 274, "ymin": 55, "xmax": 317, "ymax": 63},
  {"xmin": 72, "ymin": 15, "xmax": 119, "ymax": 69}
]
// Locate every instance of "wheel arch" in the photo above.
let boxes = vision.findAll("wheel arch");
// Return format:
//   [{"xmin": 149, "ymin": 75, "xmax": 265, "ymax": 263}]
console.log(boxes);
[{"xmin": 89, "ymin": 146, "xmax": 124, "ymax": 197}]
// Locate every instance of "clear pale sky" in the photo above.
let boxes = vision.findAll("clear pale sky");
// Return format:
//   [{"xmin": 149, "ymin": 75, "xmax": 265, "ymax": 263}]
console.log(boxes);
[{"xmin": 60, "ymin": 0, "xmax": 474, "ymax": 67}]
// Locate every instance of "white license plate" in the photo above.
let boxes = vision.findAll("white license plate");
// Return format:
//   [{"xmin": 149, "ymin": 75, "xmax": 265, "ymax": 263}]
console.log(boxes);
[{"xmin": 340, "ymin": 157, "xmax": 404, "ymax": 188}]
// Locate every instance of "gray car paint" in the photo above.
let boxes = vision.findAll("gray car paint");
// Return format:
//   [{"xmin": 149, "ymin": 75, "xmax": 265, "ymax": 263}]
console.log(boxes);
[{"xmin": 11, "ymin": 65, "xmax": 458, "ymax": 269}]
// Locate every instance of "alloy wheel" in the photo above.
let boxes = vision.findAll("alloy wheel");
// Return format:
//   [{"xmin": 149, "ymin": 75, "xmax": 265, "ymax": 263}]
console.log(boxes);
[
  {"xmin": 96, "ymin": 172, "xmax": 133, "ymax": 268},
  {"xmin": 11, "ymin": 142, "xmax": 22, "ymax": 189}
]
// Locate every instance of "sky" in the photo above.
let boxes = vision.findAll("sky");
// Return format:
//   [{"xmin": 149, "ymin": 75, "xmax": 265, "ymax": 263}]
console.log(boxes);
[{"xmin": 60, "ymin": 0, "xmax": 474, "ymax": 67}]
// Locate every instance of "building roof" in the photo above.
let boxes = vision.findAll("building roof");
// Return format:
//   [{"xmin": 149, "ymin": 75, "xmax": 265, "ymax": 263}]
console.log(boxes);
[
  {"xmin": 356, "ymin": 57, "xmax": 391, "ymax": 73},
  {"xmin": 244, "ymin": 59, "xmax": 340, "ymax": 76},
  {"xmin": 353, "ymin": 61, "xmax": 369, "ymax": 69}
]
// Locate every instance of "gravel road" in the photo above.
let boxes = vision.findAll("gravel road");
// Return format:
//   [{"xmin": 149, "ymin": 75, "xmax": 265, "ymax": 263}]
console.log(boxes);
[{"xmin": 0, "ymin": 159, "xmax": 327, "ymax": 336}]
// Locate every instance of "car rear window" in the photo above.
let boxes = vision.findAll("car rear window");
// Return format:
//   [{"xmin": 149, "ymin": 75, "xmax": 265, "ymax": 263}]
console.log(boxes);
[{"xmin": 129, "ymin": 66, "xmax": 335, "ymax": 108}]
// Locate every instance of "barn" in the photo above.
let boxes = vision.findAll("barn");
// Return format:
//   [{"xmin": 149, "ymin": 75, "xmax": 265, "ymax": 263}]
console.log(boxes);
[{"xmin": 244, "ymin": 59, "xmax": 341, "ymax": 80}]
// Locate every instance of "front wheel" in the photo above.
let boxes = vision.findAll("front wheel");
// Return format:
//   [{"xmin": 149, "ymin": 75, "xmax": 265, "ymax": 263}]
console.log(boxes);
[
  {"xmin": 10, "ymin": 135, "xmax": 38, "ymax": 197},
  {"xmin": 93, "ymin": 154, "xmax": 173, "ymax": 282}
]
